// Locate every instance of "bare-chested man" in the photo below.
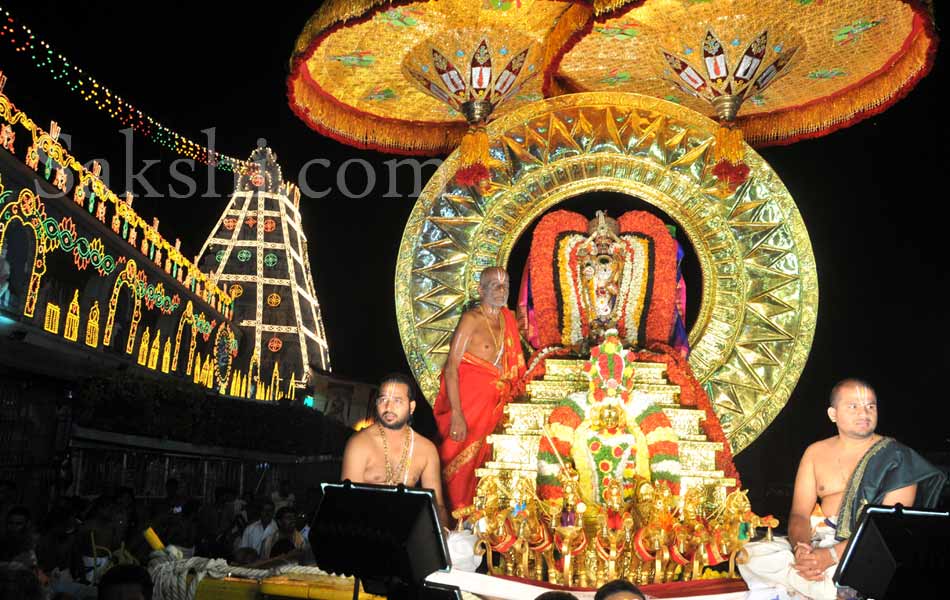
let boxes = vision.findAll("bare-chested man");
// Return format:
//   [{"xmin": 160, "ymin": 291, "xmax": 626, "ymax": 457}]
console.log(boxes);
[
  {"xmin": 433, "ymin": 267, "xmax": 526, "ymax": 512},
  {"xmin": 740, "ymin": 379, "xmax": 945, "ymax": 599},
  {"xmin": 341, "ymin": 373, "xmax": 449, "ymax": 527}
]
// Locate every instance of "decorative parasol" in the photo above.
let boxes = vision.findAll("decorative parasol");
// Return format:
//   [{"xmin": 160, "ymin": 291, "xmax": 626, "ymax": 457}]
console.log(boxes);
[
  {"xmin": 290, "ymin": 1, "xmax": 935, "ymax": 159},
  {"xmin": 287, "ymin": 0, "xmax": 596, "ymax": 162},
  {"xmin": 549, "ymin": 0, "xmax": 937, "ymax": 148}
]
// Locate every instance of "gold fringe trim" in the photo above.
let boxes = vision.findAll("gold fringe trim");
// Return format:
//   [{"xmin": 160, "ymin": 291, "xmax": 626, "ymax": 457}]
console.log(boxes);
[
  {"xmin": 290, "ymin": 1, "xmax": 596, "ymax": 155},
  {"xmin": 540, "ymin": 3, "xmax": 593, "ymax": 99},
  {"xmin": 591, "ymin": 0, "xmax": 640, "ymax": 17},
  {"xmin": 741, "ymin": 20, "xmax": 935, "ymax": 146},
  {"xmin": 714, "ymin": 126, "xmax": 744, "ymax": 164},
  {"xmin": 459, "ymin": 126, "xmax": 489, "ymax": 168},
  {"xmin": 542, "ymin": 3, "xmax": 594, "ymax": 75},
  {"xmin": 291, "ymin": 76, "xmax": 466, "ymax": 154},
  {"xmin": 292, "ymin": 0, "xmax": 394, "ymax": 59}
]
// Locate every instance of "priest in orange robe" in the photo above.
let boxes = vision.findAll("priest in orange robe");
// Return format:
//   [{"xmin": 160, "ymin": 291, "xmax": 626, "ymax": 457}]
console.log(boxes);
[{"xmin": 434, "ymin": 267, "xmax": 526, "ymax": 513}]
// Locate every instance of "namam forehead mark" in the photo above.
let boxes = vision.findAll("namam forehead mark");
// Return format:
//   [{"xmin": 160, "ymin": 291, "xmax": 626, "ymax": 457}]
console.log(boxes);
[
  {"xmin": 378, "ymin": 381, "xmax": 409, "ymax": 400},
  {"xmin": 835, "ymin": 381, "xmax": 876, "ymax": 406},
  {"xmin": 479, "ymin": 267, "xmax": 508, "ymax": 288}
]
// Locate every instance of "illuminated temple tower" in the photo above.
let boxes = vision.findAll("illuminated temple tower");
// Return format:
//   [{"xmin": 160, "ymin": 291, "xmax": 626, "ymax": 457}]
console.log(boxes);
[{"xmin": 197, "ymin": 146, "xmax": 330, "ymax": 400}]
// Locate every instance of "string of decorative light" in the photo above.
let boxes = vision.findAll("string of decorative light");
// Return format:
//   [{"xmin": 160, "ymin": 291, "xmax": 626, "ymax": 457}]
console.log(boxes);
[{"xmin": 0, "ymin": 6, "xmax": 251, "ymax": 173}]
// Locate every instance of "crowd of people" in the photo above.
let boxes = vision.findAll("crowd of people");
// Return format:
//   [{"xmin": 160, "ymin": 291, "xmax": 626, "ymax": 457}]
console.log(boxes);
[{"xmin": 0, "ymin": 477, "xmax": 317, "ymax": 599}]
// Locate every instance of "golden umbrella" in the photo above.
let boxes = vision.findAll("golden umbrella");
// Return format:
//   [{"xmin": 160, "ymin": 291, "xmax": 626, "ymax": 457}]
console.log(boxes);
[
  {"xmin": 289, "ymin": 1, "xmax": 935, "ymax": 188},
  {"xmin": 549, "ymin": 0, "xmax": 936, "ymax": 148},
  {"xmin": 287, "ymin": 0, "xmax": 601, "ymax": 165}
]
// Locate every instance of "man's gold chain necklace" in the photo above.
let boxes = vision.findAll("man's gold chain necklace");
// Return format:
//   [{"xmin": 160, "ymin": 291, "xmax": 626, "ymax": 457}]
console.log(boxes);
[
  {"xmin": 479, "ymin": 305, "xmax": 501, "ymax": 354},
  {"xmin": 378, "ymin": 422, "xmax": 411, "ymax": 484}
]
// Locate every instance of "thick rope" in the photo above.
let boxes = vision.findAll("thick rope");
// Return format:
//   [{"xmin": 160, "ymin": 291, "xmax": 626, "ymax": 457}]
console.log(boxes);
[{"xmin": 147, "ymin": 548, "xmax": 331, "ymax": 600}]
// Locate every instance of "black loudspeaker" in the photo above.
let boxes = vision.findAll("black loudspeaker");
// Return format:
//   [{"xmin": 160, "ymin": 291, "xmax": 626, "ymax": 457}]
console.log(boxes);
[
  {"xmin": 309, "ymin": 481, "xmax": 458, "ymax": 600},
  {"xmin": 834, "ymin": 504, "xmax": 950, "ymax": 599}
]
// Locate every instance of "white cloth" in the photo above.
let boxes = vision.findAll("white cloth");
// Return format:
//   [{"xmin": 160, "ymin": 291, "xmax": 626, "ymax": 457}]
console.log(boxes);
[
  {"xmin": 446, "ymin": 530, "xmax": 480, "ymax": 572},
  {"xmin": 238, "ymin": 520, "xmax": 277, "ymax": 554},
  {"xmin": 739, "ymin": 516, "xmax": 839, "ymax": 600}
]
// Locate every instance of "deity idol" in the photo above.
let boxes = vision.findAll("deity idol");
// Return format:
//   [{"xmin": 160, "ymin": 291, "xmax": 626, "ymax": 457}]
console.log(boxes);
[
  {"xmin": 518, "ymin": 209, "xmax": 688, "ymax": 355},
  {"xmin": 524, "ymin": 209, "xmax": 740, "ymax": 513}
]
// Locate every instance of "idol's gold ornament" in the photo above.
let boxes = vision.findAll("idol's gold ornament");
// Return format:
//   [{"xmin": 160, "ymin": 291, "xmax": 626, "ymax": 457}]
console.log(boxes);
[
  {"xmin": 508, "ymin": 475, "xmax": 553, "ymax": 580},
  {"xmin": 708, "ymin": 489, "xmax": 778, "ymax": 578},
  {"xmin": 552, "ymin": 465, "xmax": 587, "ymax": 586},
  {"xmin": 594, "ymin": 479, "xmax": 635, "ymax": 586},
  {"xmin": 466, "ymin": 475, "xmax": 517, "ymax": 577}
]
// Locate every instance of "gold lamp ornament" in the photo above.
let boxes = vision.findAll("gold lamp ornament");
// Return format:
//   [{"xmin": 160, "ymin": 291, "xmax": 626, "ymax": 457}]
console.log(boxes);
[{"xmin": 403, "ymin": 29, "xmax": 540, "ymax": 186}]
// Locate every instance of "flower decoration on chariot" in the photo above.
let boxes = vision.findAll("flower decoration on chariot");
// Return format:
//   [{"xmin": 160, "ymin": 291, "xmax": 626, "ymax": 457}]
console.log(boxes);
[
  {"xmin": 402, "ymin": 28, "xmax": 540, "ymax": 186},
  {"xmin": 586, "ymin": 331, "xmax": 637, "ymax": 434}
]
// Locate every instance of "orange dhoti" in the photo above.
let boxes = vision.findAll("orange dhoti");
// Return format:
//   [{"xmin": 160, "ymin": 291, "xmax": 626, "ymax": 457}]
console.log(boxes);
[{"xmin": 434, "ymin": 307, "xmax": 525, "ymax": 512}]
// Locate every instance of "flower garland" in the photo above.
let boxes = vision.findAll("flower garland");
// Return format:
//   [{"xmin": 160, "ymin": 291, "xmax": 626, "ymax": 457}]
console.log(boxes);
[
  {"xmin": 560, "ymin": 234, "xmax": 589, "ymax": 347},
  {"xmin": 616, "ymin": 211, "xmax": 679, "ymax": 346},
  {"xmin": 538, "ymin": 334, "xmax": 681, "ymax": 505},
  {"xmin": 632, "ymin": 342, "xmax": 741, "ymax": 489},
  {"xmin": 711, "ymin": 160, "xmax": 751, "ymax": 195},
  {"xmin": 616, "ymin": 234, "xmax": 649, "ymax": 344},
  {"xmin": 527, "ymin": 210, "xmax": 589, "ymax": 349},
  {"xmin": 526, "ymin": 209, "xmax": 683, "ymax": 351}
]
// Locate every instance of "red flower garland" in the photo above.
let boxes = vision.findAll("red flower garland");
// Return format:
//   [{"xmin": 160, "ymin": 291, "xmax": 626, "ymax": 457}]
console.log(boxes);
[
  {"xmin": 455, "ymin": 163, "xmax": 491, "ymax": 187},
  {"xmin": 616, "ymin": 211, "xmax": 679, "ymax": 346},
  {"xmin": 527, "ymin": 210, "xmax": 590, "ymax": 348},
  {"xmin": 632, "ymin": 342, "xmax": 741, "ymax": 489}
]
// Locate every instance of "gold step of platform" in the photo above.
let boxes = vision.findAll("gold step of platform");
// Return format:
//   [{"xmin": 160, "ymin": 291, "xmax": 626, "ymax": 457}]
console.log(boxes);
[
  {"xmin": 502, "ymin": 401, "xmax": 708, "ymax": 441},
  {"xmin": 527, "ymin": 380, "xmax": 682, "ymax": 405},
  {"xmin": 483, "ymin": 353, "xmax": 730, "ymax": 510},
  {"xmin": 543, "ymin": 358, "xmax": 668, "ymax": 382}
]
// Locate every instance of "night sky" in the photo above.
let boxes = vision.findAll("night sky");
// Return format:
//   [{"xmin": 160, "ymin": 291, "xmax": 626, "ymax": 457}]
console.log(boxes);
[{"xmin": 2, "ymin": 1, "xmax": 947, "ymax": 507}]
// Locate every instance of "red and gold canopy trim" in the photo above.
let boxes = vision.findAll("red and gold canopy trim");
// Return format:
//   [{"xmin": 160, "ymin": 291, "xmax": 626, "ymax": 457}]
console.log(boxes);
[{"xmin": 288, "ymin": 0, "xmax": 593, "ymax": 156}]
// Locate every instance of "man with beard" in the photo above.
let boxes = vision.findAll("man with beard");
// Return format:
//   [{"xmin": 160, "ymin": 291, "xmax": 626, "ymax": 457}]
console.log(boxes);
[
  {"xmin": 341, "ymin": 373, "xmax": 449, "ymax": 527},
  {"xmin": 739, "ymin": 380, "xmax": 945, "ymax": 599},
  {"xmin": 434, "ymin": 267, "xmax": 526, "ymax": 512}
]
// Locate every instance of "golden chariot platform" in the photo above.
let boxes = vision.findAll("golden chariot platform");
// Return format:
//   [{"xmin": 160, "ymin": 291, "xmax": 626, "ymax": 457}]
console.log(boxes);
[{"xmin": 477, "ymin": 358, "xmax": 736, "ymax": 509}]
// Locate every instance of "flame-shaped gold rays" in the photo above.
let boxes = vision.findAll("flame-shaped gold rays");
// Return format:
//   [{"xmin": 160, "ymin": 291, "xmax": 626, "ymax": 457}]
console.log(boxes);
[{"xmin": 396, "ymin": 92, "xmax": 818, "ymax": 455}]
